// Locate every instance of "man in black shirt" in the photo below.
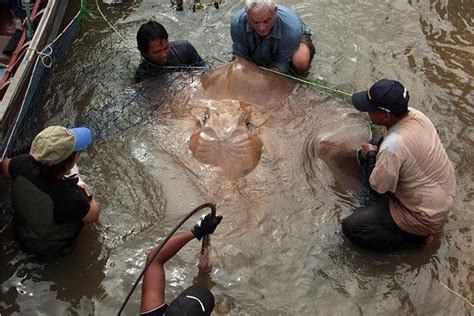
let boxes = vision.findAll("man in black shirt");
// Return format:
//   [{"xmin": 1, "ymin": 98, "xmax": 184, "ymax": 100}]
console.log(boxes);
[
  {"xmin": 140, "ymin": 213, "xmax": 222, "ymax": 316},
  {"xmin": 135, "ymin": 21, "xmax": 205, "ymax": 83},
  {"xmin": 1, "ymin": 126, "xmax": 100, "ymax": 257}
]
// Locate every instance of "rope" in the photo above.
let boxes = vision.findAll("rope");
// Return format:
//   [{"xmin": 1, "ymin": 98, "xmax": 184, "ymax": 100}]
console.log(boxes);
[
  {"xmin": 439, "ymin": 281, "xmax": 474, "ymax": 308},
  {"xmin": 27, "ymin": 10, "xmax": 81, "ymax": 68},
  {"xmin": 92, "ymin": 0, "xmax": 350, "ymax": 98},
  {"xmin": 1, "ymin": 8, "xmax": 82, "ymax": 159},
  {"xmin": 95, "ymin": 0, "xmax": 132, "ymax": 47},
  {"xmin": 259, "ymin": 66, "xmax": 352, "ymax": 98},
  {"xmin": 1, "ymin": 56, "xmax": 39, "ymax": 161},
  {"xmin": 117, "ymin": 202, "xmax": 217, "ymax": 316}
]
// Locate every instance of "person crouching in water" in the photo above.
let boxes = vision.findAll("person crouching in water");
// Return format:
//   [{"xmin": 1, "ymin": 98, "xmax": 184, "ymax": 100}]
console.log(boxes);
[
  {"xmin": 0, "ymin": 126, "xmax": 100, "ymax": 257},
  {"xmin": 135, "ymin": 20, "xmax": 205, "ymax": 83},
  {"xmin": 342, "ymin": 80, "xmax": 456, "ymax": 250}
]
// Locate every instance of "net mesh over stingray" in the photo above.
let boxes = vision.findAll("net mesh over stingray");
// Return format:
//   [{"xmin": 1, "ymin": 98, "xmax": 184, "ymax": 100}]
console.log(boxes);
[{"xmin": 78, "ymin": 66, "xmax": 210, "ymax": 140}]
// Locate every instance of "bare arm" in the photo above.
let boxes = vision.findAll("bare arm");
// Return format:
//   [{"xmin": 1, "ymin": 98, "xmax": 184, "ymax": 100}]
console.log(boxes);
[
  {"xmin": 81, "ymin": 196, "xmax": 100, "ymax": 223},
  {"xmin": 1, "ymin": 158, "xmax": 11, "ymax": 178},
  {"xmin": 140, "ymin": 231, "xmax": 196, "ymax": 313}
]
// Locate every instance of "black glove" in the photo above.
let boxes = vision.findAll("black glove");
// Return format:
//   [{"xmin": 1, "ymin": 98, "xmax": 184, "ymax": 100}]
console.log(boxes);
[{"xmin": 192, "ymin": 213, "xmax": 223, "ymax": 240}]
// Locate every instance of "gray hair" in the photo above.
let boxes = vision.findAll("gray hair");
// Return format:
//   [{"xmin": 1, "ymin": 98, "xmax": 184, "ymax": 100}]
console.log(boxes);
[{"xmin": 245, "ymin": 0, "xmax": 276, "ymax": 11}]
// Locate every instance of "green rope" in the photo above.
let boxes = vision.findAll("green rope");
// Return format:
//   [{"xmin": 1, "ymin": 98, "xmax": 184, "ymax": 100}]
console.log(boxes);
[{"xmin": 260, "ymin": 67, "xmax": 352, "ymax": 101}]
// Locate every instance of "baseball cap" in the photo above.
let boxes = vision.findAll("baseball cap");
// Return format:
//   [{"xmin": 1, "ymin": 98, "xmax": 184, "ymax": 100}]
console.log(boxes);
[
  {"xmin": 166, "ymin": 285, "xmax": 214, "ymax": 316},
  {"xmin": 30, "ymin": 126, "xmax": 92, "ymax": 165},
  {"xmin": 352, "ymin": 79, "xmax": 409, "ymax": 115}
]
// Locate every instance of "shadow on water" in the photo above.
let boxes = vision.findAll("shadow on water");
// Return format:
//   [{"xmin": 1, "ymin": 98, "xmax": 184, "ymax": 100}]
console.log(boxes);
[{"xmin": 0, "ymin": 186, "xmax": 106, "ymax": 314}]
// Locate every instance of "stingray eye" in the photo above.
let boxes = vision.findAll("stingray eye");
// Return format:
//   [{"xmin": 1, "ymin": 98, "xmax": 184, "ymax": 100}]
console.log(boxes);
[
  {"xmin": 246, "ymin": 121, "xmax": 256, "ymax": 131},
  {"xmin": 238, "ymin": 112, "xmax": 249, "ymax": 125},
  {"xmin": 201, "ymin": 110, "xmax": 210, "ymax": 125}
]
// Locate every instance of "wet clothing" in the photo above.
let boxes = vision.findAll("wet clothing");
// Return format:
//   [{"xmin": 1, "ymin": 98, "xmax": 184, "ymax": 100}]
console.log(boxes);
[
  {"xmin": 140, "ymin": 303, "xmax": 168, "ymax": 316},
  {"xmin": 342, "ymin": 196, "xmax": 426, "ymax": 249},
  {"xmin": 140, "ymin": 285, "xmax": 214, "ymax": 316},
  {"xmin": 343, "ymin": 108, "xmax": 456, "ymax": 249},
  {"xmin": 369, "ymin": 108, "xmax": 456, "ymax": 236},
  {"xmin": 8, "ymin": 154, "xmax": 90, "ymax": 256},
  {"xmin": 135, "ymin": 40, "xmax": 205, "ymax": 83},
  {"xmin": 230, "ymin": 5, "xmax": 313, "ymax": 74}
]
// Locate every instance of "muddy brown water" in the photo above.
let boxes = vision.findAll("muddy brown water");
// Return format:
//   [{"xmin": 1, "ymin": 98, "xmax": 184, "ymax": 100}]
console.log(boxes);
[{"xmin": 1, "ymin": 0, "xmax": 473, "ymax": 315}]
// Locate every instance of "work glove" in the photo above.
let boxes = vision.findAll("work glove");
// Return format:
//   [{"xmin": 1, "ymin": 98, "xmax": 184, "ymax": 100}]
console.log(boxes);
[{"xmin": 192, "ymin": 213, "xmax": 223, "ymax": 240}]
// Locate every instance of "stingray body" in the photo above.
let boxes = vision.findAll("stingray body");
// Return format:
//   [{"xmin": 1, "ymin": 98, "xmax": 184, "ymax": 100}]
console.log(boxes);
[
  {"xmin": 189, "ymin": 99, "xmax": 263, "ymax": 178},
  {"xmin": 105, "ymin": 58, "xmax": 371, "ymax": 220},
  {"xmin": 179, "ymin": 59, "xmax": 370, "ymax": 193}
]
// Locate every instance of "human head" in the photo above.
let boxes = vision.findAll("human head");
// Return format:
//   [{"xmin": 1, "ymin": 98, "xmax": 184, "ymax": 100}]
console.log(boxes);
[
  {"xmin": 245, "ymin": 0, "xmax": 277, "ymax": 37},
  {"xmin": 136, "ymin": 21, "xmax": 170, "ymax": 65},
  {"xmin": 30, "ymin": 126, "xmax": 92, "ymax": 166},
  {"xmin": 352, "ymin": 79, "xmax": 410, "ymax": 125},
  {"xmin": 166, "ymin": 285, "xmax": 215, "ymax": 315}
]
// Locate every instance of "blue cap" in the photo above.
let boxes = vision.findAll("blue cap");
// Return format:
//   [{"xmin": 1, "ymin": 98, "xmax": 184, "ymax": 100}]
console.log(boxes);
[
  {"xmin": 70, "ymin": 127, "xmax": 92, "ymax": 151},
  {"xmin": 352, "ymin": 79, "xmax": 409, "ymax": 115}
]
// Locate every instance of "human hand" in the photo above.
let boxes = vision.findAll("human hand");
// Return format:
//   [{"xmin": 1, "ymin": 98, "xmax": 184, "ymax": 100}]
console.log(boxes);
[
  {"xmin": 78, "ymin": 183, "xmax": 92, "ymax": 197},
  {"xmin": 192, "ymin": 213, "xmax": 223, "ymax": 240},
  {"xmin": 361, "ymin": 143, "xmax": 378, "ymax": 159}
]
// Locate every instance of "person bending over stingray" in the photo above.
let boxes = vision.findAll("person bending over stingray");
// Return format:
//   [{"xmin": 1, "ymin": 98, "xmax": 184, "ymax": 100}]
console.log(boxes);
[
  {"xmin": 342, "ymin": 80, "xmax": 456, "ymax": 250},
  {"xmin": 135, "ymin": 21, "xmax": 205, "ymax": 83},
  {"xmin": 230, "ymin": 0, "xmax": 315, "ymax": 75}
]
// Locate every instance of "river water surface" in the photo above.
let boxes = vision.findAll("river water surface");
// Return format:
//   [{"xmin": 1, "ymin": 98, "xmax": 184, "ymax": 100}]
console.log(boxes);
[{"xmin": 0, "ymin": 0, "xmax": 473, "ymax": 315}]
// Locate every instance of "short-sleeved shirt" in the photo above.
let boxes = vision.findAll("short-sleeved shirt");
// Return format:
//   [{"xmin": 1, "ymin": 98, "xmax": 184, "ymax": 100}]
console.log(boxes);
[
  {"xmin": 230, "ymin": 5, "xmax": 311, "ymax": 74},
  {"xmin": 369, "ymin": 108, "xmax": 456, "ymax": 236},
  {"xmin": 9, "ymin": 154, "xmax": 90, "ymax": 224},
  {"xmin": 140, "ymin": 303, "xmax": 168, "ymax": 316},
  {"xmin": 135, "ymin": 40, "xmax": 205, "ymax": 83}
]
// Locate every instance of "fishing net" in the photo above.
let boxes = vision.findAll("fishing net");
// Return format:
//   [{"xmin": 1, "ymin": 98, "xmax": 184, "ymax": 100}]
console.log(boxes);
[
  {"xmin": 1, "ymin": 18, "xmax": 212, "ymax": 158},
  {"xmin": 1, "ymin": 8, "xmax": 80, "ymax": 158},
  {"xmin": 78, "ymin": 65, "xmax": 210, "ymax": 141}
]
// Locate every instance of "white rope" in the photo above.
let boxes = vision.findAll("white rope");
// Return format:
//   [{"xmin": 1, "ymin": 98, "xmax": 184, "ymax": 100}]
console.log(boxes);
[
  {"xmin": 439, "ymin": 281, "xmax": 474, "ymax": 308},
  {"xmin": 95, "ymin": 0, "xmax": 131, "ymax": 46},
  {"xmin": 26, "ymin": 10, "xmax": 81, "ymax": 68},
  {"xmin": 35, "ymin": 44, "xmax": 53, "ymax": 68},
  {"xmin": 1, "ymin": 9, "xmax": 81, "ymax": 158}
]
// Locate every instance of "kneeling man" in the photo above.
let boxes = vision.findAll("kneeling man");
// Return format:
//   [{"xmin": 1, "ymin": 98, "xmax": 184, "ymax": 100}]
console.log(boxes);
[
  {"xmin": 230, "ymin": 0, "xmax": 315, "ymax": 75},
  {"xmin": 342, "ymin": 79, "xmax": 456, "ymax": 250}
]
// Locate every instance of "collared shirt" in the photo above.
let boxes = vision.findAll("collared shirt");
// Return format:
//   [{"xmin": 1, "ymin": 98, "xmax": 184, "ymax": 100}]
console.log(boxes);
[
  {"xmin": 230, "ymin": 5, "xmax": 311, "ymax": 74},
  {"xmin": 369, "ymin": 108, "xmax": 456, "ymax": 236},
  {"xmin": 135, "ymin": 40, "xmax": 205, "ymax": 83}
]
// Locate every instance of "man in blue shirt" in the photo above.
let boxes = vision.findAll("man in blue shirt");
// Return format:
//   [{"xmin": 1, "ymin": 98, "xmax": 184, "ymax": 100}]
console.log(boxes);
[{"xmin": 230, "ymin": 0, "xmax": 315, "ymax": 75}]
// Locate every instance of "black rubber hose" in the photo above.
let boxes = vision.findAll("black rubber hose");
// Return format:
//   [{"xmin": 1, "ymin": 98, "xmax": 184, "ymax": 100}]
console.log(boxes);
[{"xmin": 117, "ymin": 202, "xmax": 216, "ymax": 315}]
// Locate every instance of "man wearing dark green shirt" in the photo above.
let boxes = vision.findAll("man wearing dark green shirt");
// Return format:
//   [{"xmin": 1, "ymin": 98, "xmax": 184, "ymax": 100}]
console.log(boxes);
[{"xmin": 135, "ymin": 21, "xmax": 205, "ymax": 83}]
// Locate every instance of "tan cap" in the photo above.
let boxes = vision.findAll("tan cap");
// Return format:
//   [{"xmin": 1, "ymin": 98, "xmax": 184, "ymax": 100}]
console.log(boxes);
[{"xmin": 30, "ymin": 126, "xmax": 92, "ymax": 165}]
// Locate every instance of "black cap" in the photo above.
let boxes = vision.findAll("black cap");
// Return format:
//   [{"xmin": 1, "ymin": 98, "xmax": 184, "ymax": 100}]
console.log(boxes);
[
  {"xmin": 352, "ymin": 79, "xmax": 409, "ymax": 115},
  {"xmin": 166, "ymin": 285, "xmax": 214, "ymax": 316}
]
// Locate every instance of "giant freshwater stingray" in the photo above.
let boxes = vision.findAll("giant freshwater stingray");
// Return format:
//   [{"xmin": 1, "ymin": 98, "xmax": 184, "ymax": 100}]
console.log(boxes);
[
  {"xmin": 89, "ymin": 58, "xmax": 371, "ymax": 239},
  {"xmin": 89, "ymin": 60, "xmax": 372, "ymax": 310}
]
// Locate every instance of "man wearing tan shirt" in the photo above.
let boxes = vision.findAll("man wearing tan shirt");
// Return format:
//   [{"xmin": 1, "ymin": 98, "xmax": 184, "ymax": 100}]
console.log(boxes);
[{"xmin": 342, "ymin": 79, "xmax": 456, "ymax": 250}]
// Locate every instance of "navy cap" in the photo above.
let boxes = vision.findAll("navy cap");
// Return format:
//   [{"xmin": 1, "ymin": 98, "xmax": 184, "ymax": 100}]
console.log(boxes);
[
  {"xmin": 352, "ymin": 79, "xmax": 409, "ymax": 115},
  {"xmin": 166, "ymin": 285, "xmax": 214, "ymax": 316}
]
